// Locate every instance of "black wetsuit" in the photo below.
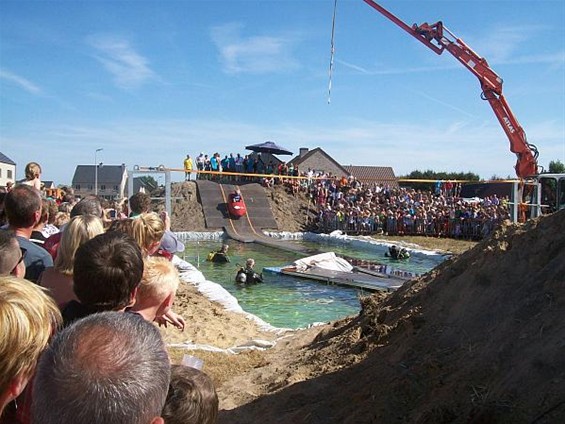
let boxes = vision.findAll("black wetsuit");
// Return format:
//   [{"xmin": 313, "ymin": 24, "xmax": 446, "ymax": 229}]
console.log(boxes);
[{"xmin": 235, "ymin": 267, "xmax": 263, "ymax": 285}]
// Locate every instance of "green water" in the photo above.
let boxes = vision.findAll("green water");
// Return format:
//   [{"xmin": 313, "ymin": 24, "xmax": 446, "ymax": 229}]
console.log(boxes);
[{"xmin": 181, "ymin": 240, "xmax": 441, "ymax": 329}]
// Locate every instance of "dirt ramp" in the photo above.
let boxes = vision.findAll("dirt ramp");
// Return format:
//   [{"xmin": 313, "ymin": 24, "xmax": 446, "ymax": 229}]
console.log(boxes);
[{"xmin": 218, "ymin": 210, "xmax": 565, "ymax": 423}]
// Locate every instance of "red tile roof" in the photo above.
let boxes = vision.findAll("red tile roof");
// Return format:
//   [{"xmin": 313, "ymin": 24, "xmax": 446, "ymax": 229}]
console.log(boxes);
[{"xmin": 343, "ymin": 165, "xmax": 399, "ymax": 187}]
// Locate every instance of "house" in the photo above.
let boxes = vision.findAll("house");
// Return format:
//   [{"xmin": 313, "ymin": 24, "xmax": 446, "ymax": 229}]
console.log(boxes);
[
  {"xmin": 289, "ymin": 148, "xmax": 350, "ymax": 177},
  {"xmin": 42, "ymin": 180, "xmax": 56, "ymax": 190},
  {"xmin": 0, "ymin": 152, "xmax": 16, "ymax": 189},
  {"xmin": 342, "ymin": 165, "xmax": 399, "ymax": 188},
  {"xmin": 285, "ymin": 147, "xmax": 399, "ymax": 187},
  {"xmin": 72, "ymin": 164, "xmax": 128, "ymax": 200}
]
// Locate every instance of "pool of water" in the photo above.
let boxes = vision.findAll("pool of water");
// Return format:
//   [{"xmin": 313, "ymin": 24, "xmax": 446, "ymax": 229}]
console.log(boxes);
[{"xmin": 180, "ymin": 239, "xmax": 443, "ymax": 329}]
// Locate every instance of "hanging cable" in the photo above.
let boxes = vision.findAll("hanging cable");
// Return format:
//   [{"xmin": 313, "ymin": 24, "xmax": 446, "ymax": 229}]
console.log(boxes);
[{"xmin": 328, "ymin": 0, "xmax": 338, "ymax": 104}]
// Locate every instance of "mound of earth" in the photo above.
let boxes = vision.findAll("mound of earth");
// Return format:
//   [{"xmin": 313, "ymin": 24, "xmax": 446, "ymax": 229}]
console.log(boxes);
[{"xmin": 215, "ymin": 210, "xmax": 565, "ymax": 423}]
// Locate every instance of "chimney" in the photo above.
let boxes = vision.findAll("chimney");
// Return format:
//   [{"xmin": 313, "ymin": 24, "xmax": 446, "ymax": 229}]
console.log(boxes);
[{"xmin": 299, "ymin": 147, "xmax": 309, "ymax": 157}]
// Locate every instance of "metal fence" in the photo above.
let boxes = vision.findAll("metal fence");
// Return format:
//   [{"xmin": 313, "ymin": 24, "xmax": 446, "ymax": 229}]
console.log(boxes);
[{"xmin": 317, "ymin": 214, "xmax": 502, "ymax": 240}]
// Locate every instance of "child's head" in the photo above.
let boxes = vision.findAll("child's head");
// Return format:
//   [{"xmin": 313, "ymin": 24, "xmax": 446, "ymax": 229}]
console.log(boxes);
[
  {"xmin": 135, "ymin": 256, "xmax": 179, "ymax": 318},
  {"xmin": 162, "ymin": 365, "xmax": 218, "ymax": 424},
  {"xmin": 24, "ymin": 162, "xmax": 42, "ymax": 181},
  {"xmin": 245, "ymin": 258, "xmax": 255, "ymax": 268}
]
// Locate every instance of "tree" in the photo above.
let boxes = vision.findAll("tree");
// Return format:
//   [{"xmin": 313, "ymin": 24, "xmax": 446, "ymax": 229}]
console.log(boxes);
[
  {"xmin": 401, "ymin": 170, "xmax": 480, "ymax": 191},
  {"xmin": 139, "ymin": 176, "xmax": 158, "ymax": 191},
  {"xmin": 548, "ymin": 160, "xmax": 565, "ymax": 174}
]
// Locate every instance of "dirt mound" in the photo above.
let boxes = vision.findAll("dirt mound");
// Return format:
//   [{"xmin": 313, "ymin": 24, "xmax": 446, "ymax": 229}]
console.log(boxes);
[{"xmin": 217, "ymin": 210, "xmax": 565, "ymax": 423}]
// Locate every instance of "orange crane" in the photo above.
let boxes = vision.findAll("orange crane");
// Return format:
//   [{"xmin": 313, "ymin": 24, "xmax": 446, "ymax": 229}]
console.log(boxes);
[{"xmin": 362, "ymin": 0, "xmax": 540, "ymax": 179}]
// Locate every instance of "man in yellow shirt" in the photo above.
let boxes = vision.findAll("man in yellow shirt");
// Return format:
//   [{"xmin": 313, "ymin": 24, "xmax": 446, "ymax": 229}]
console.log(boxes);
[{"xmin": 183, "ymin": 155, "xmax": 193, "ymax": 181}]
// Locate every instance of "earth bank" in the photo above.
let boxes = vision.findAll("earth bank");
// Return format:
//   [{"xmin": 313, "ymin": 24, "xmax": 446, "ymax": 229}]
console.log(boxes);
[{"xmin": 162, "ymin": 182, "xmax": 564, "ymax": 423}]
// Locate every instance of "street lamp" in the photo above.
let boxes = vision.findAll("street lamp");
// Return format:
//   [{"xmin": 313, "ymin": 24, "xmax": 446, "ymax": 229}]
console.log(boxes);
[{"xmin": 94, "ymin": 148, "xmax": 103, "ymax": 196}]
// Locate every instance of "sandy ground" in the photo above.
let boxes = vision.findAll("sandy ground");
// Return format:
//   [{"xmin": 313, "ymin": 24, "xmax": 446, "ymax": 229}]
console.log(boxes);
[{"xmin": 162, "ymin": 182, "xmax": 565, "ymax": 423}]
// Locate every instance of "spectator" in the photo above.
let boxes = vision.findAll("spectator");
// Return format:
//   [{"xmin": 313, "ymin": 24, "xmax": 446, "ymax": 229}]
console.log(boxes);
[
  {"xmin": 21, "ymin": 162, "xmax": 42, "ymax": 191},
  {"xmin": 38, "ymin": 215, "xmax": 105, "ymax": 309},
  {"xmin": 131, "ymin": 256, "xmax": 180, "ymax": 326},
  {"xmin": 0, "ymin": 230, "xmax": 26, "ymax": 278},
  {"xmin": 129, "ymin": 191, "xmax": 152, "ymax": 217},
  {"xmin": 108, "ymin": 216, "xmax": 185, "ymax": 330},
  {"xmin": 161, "ymin": 365, "xmax": 219, "ymax": 424},
  {"xmin": 3, "ymin": 185, "xmax": 53, "ymax": 283},
  {"xmin": 109, "ymin": 212, "xmax": 166, "ymax": 257},
  {"xmin": 62, "ymin": 231, "xmax": 144, "ymax": 327},
  {"xmin": 196, "ymin": 153, "xmax": 205, "ymax": 179},
  {"xmin": 184, "ymin": 154, "xmax": 193, "ymax": 181},
  {"xmin": 43, "ymin": 195, "xmax": 104, "ymax": 260},
  {"xmin": 32, "ymin": 311, "xmax": 170, "ymax": 424},
  {"xmin": 29, "ymin": 199, "xmax": 52, "ymax": 246},
  {"xmin": 128, "ymin": 192, "xmax": 184, "ymax": 258},
  {"xmin": 0, "ymin": 276, "xmax": 61, "ymax": 416},
  {"xmin": 42, "ymin": 199, "xmax": 60, "ymax": 237}
]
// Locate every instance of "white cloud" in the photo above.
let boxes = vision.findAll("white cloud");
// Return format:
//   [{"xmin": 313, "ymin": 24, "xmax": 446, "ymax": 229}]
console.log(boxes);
[
  {"xmin": 87, "ymin": 34, "xmax": 156, "ymax": 89},
  {"xmin": 463, "ymin": 24, "xmax": 564, "ymax": 69},
  {"xmin": 0, "ymin": 68, "xmax": 42, "ymax": 94},
  {"xmin": 210, "ymin": 22, "xmax": 299, "ymax": 74}
]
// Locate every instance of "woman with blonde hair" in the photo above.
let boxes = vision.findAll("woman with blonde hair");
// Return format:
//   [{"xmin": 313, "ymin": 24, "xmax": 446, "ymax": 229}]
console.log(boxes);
[
  {"xmin": 0, "ymin": 276, "xmax": 62, "ymax": 416},
  {"xmin": 127, "ymin": 212, "xmax": 166, "ymax": 257},
  {"xmin": 38, "ymin": 215, "xmax": 105, "ymax": 308}
]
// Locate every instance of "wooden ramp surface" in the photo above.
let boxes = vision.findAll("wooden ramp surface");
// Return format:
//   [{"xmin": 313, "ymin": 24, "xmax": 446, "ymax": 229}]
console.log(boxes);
[{"xmin": 196, "ymin": 180, "xmax": 319, "ymax": 254}]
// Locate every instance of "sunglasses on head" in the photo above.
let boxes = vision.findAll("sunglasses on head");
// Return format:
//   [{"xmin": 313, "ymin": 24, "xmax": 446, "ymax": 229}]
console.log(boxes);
[
  {"xmin": 17, "ymin": 247, "xmax": 27, "ymax": 265},
  {"xmin": 12, "ymin": 247, "xmax": 27, "ymax": 274}
]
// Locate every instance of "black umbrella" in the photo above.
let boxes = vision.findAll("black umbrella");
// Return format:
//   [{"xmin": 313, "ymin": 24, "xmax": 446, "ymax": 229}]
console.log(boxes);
[{"xmin": 245, "ymin": 141, "xmax": 293, "ymax": 156}]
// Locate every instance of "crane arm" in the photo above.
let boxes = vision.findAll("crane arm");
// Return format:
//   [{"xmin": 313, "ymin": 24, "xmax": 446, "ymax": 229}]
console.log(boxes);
[{"xmin": 362, "ymin": 0, "xmax": 539, "ymax": 178}]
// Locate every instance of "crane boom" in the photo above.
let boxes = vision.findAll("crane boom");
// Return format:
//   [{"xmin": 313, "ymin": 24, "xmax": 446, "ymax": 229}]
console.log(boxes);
[{"xmin": 363, "ymin": 0, "xmax": 540, "ymax": 178}]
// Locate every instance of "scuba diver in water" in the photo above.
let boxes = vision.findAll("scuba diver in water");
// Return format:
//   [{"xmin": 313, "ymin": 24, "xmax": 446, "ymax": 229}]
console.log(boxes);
[
  {"xmin": 235, "ymin": 258, "xmax": 264, "ymax": 285},
  {"xmin": 207, "ymin": 244, "xmax": 230, "ymax": 263},
  {"xmin": 385, "ymin": 245, "xmax": 410, "ymax": 260}
]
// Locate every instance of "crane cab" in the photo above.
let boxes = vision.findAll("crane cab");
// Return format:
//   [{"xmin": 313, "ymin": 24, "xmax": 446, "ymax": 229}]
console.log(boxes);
[
  {"xmin": 510, "ymin": 174, "xmax": 565, "ymax": 222},
  {"xmin": 537, "ymin": 174, "xmax": 565, "ymax": 214}
]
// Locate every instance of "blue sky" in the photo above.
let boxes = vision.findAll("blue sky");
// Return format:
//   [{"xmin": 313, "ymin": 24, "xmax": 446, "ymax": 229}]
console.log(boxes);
[{"xmin": 1, "ymin": 0, "xmax": 564, "ymax": 184}]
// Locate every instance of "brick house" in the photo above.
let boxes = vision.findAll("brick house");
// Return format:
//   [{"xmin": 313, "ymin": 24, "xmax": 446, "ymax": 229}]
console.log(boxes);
[{"xmin": 289, "ymin": 147, "xmax": 350, "ymax": 177}]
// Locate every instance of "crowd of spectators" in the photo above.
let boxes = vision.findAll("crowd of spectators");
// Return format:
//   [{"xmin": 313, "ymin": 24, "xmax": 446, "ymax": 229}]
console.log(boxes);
[
  {"xmin": 310, "ymin": 178, "xmax": 510, "ymax": 240},
  {"xmin": 184, "ymin": 150, "xmax": 512, "ymax": 241},
  {"xmin": 189, "ymin": 151, "xmax": 302, "ymax": 181},
  {"xmin": 1, "ymin": 161, "xmax": 219, "ymax": 424}
]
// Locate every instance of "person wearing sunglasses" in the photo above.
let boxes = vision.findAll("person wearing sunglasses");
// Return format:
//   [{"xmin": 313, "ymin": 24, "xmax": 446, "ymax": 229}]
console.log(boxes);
[{"xmin": 0, "ymin": 229, "xmax": 26, "ymax": 278}]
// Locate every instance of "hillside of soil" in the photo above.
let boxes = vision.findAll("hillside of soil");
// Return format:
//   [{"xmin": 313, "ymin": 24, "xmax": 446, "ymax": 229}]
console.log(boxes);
[
  {"xmin": 215, "ymin": 210, "xmax": 565, "ymax": 423},
  {"xmin": 163, "ymin": 181, "xmax": 565, "ymax": 423}
]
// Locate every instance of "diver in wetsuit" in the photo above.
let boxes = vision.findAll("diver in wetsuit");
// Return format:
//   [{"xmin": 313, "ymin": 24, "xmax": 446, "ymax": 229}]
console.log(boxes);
[
  {"xmin": 235, "ymin": 258, "xmax": 263, "ymax": 285},
  {"xmin": 207, "ymin": 244, "xmax": 230, "ymax": 263},
  {"xmin": 385, "ymin": 245, "xmax": 410, "ymax": 260}
]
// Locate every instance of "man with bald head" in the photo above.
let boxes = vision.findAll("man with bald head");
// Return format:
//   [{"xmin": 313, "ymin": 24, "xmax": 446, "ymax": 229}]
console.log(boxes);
[{"xmin": 32, "ymin": 311, "xmax": 171, "ymax": 424}]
